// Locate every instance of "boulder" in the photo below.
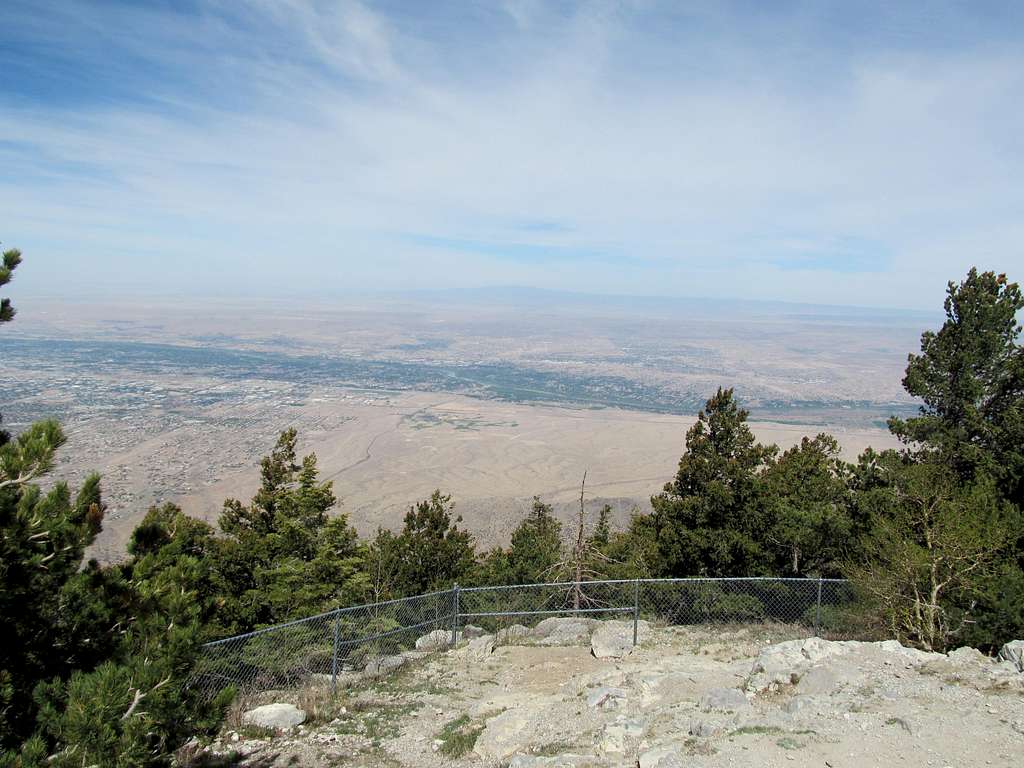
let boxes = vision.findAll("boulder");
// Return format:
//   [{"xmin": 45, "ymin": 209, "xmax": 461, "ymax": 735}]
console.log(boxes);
[
  {"xmin": 363, "ymin": 654, "xmax": 406, "ymax": 678},
  {"xmin": 242, "ymin": 703, "xmax": 306, "ymax": 730},
  {"xmin": 415, "ymin": 629, "xmax": 453, "ymax": 651},
  {"xmin": 591, "ymin": 620, "xmax": 650, "ymax": 659},
  {"xmin": 534, "ymin": 617, "xmax": 598, "ymax": 646},
  {"xmin": 474, "ymin": 708, "xmax": 534, "ymax": 760},
  {"xmin": 458, "ymin": 634, "xmax": 496, "ymax": 661},
  {"xmin": 747, "ymin": 637, "xmax": 852, "ymax": 692},
  {"xmin": 997, "ymin": 640, "xmax": 1024, "ymax": 672},
  {"xmin": 699, "ymin": 687, "xmax": 750, "ymax": 712},
  {"xmin": 462, "ymin": 624, "xmax": 487, "ymax": 639}
]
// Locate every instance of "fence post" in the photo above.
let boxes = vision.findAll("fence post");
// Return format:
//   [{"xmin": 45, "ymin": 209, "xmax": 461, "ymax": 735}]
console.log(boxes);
[
  {"xmin": 632, "ymin": 578, "xmax": 640, "ymax": 646},
  {"xmin": 331, "ymin": 609, "xmax": 340, "ymax": 695},
  {"xmin": 451, "ymin": 583, "xmax": 460, "ymax": 648},
  {"xmin": 814, "ymin": 577, "xmax": 823, "ymax": 636}
]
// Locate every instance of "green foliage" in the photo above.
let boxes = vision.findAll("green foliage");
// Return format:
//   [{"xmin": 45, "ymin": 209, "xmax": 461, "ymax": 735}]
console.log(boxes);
[
  {"xmin": 762, "ymin": 434, "xmax": 852, "ymax": 577},
  {"xmin": 650, "ymin": 387, "xmax": 777, "ymax": 577},
  {"xmin": 0, "ymin": 246, "xmax": 21, "ymax": 324},
  {"xmin": 0, "ymin": 420, "xmax": 67, "ymax": 490},
  {"xmin": 692, "ymin": 587, "xmax": 765, "ymax": 622},
  {"xmin": 507, "ymin": 497, "xmax": 563, "ymax": 584},
  {"xmin": 367, "ymin": 491, "xmax": 475, "ymax": 597},
  {"xmin": 0, "ymin": 474, "xmax": 107, "ymax": 751},
  {"xmin": 889, "ymin": 269, "xmax": 1024, "ymax": 507},
  {"xmin": 402, "ymin": 491, "xmax": 475, "ymax": 591},
  {"xmin": 958, "ymin": 562, "xmax": 1024, "ymax": 653},
  {"xmin": 209, "ymin": 429, "xmax": 367, "ymax": 634},
  {"xmin": 0, "ymin": 457, "xmax": 223, "ymax": 765},
  {"xmin": 436, "ymin": 714, "xmax": 483, "ymax": 758},
  {"xmin": 846, "ymin": 457, "xmax": 1008, "ymax": 651},
  {"xmin": 598, "ymin": 512, "xmax": 661, "ymax": 579}
]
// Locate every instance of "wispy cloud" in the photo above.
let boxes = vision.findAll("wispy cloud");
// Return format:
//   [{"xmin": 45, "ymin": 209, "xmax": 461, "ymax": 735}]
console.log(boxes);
[{"xmin": 1, "ymin": 0, "xmax": 1022, "ymax": 308}]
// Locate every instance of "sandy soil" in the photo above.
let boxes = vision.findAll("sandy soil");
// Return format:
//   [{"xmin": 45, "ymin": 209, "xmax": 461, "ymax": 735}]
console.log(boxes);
[{"xmin": 175, "ymin": 391, "xmax": 901, "ymax": 545}]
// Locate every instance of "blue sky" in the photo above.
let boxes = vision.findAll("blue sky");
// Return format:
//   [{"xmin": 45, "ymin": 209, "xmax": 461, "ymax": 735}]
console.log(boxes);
[{"xmin": 1, "ymin": 1, "xmax": 1022, "ymax": 308}]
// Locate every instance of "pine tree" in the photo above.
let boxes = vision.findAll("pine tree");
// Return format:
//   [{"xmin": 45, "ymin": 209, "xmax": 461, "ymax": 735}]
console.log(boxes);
[
  {"xmin": 0, "ymin": 245, "xmax": 23, "ymax": 447},
  {"xmin": 762, "ymin": 434, "xmax": 852, "ymax": 576},
  {"xmin": 889, "ymin": 269, "xmax": 1024, "ymax": 507},
  {"xmin": 211, "ymin": 429, "xmax": 366, "ymax": 634},
  {"xmin": 506, "ymin": 498, "xmax": 563, "ymax": 584},
  {"xmin": 650, "ymin": 387, "xmax": 777, "ymax": 577},
  {"xmin": 0, "ymin": 245, "xmax": 21, "ymax": 324},
  {"xmin": 381, "ymin": 491, "xmax": 476, "ymax": 595}
]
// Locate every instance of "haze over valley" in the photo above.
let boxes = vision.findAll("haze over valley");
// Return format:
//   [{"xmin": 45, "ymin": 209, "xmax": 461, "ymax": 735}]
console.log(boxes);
[{"xmin": 3, "ymin": 290, "xmax": 917, "ymax": 559}]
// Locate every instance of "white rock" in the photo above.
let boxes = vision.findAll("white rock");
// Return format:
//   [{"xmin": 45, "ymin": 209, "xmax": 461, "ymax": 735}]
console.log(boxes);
[
  {"xmin": 363, "ymin": 653, "xmax": 406, "ymax": 678},
  {"xmin": 747, "ymin": 637, "xmax": 854, "ymax": 691},
  {"xmin": 796, "ymin": 665, "xmax": 843, "ymax": 695},
  {"xmin": 997, "ymin": 640, "xmax": 1024, "ymax": 672},
  {"xmin": 474, "ymin": 708, "xmax": 534, "ymax": 760},
  {"xmin": 591, "ymin": 619, "xmax": 650, "ymax": 658},
  {"xmin": 242, "ymin": 703, "xmax": 306, "ymax": 730},
  {"xmin": 946, "ymin": 646, "xmax": 989, "ymax": 665},
  {"xmin": 784, "ymin": 696, "xmax": 810, "ymax": 714},
  {"xmin": 415, "ymin": 629, "xmax": 454, "ymax": 651},
  {"xmin": 533, "ymin": 617, "xmax": 598, "ymax": 646},
  {"xmin": 873, "ymin": 640, "xmax": 944, "ymax": 664},
  {"xmin": 459, "ymin": 634, "xmax": 496, "ymax": 661}
]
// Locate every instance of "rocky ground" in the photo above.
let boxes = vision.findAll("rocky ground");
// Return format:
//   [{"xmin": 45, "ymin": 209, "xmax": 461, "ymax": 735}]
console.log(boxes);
[{"xmin": 186, "ymin": 620, "xmax": 1024, "ymax": 768}]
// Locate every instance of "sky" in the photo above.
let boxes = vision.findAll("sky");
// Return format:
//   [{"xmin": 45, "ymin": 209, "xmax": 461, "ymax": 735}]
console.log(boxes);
[{"xmin": 1, "ymin": 0, "xmax": 1022, "ymax": 309}]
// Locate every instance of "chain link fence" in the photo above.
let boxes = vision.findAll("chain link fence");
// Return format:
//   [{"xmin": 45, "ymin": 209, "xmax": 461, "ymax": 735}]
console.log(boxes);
[{"xmin": 193, "ymin": 577, "xmax": 853, "ymax": 700}]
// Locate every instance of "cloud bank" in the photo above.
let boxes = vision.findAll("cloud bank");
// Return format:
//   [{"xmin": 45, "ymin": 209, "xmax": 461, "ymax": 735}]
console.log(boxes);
[{"xmin": 1, "ymin": 0, "xmax": 1022, "ymax": 308}]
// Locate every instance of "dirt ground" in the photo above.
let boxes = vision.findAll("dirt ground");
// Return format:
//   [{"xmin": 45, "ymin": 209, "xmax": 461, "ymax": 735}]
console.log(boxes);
[{"xmin": 190, "ymin": 624, "xmax": 1024, "ymax": 768}]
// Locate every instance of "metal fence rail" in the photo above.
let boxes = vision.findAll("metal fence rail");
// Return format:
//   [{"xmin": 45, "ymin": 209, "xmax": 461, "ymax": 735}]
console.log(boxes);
[{"xmin": 193, "ymin": 577, "xmax": 852, "ymax": 700}]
